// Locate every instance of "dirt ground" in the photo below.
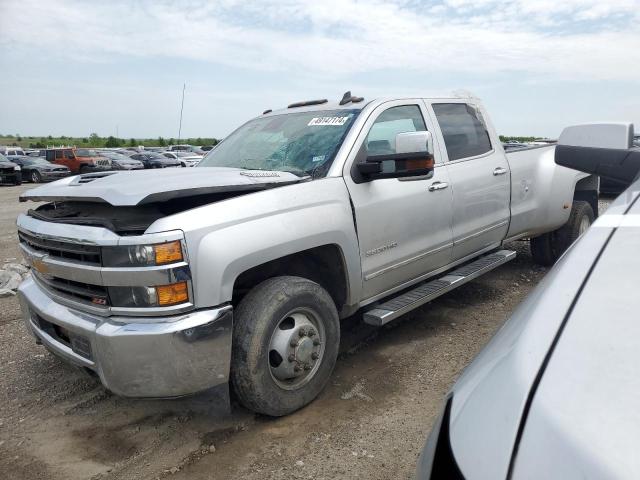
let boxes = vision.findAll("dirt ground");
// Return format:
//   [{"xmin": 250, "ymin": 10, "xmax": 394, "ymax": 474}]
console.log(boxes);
[{"xmin": 0, "ymin": 183, "xmax": 612, "ymax": 480}]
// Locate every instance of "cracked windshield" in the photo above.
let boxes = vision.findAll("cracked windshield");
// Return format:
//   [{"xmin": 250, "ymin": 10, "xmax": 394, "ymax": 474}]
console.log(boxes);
[{"xmin": 198, "ymin": 109, "xmax": 359, "ymax": 178}]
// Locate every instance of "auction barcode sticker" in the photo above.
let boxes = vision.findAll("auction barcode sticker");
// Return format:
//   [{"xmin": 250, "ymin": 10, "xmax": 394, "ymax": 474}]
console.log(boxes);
[{"xmin": 308, "ymin": 116, "xmax": 349, "ymax": 126}]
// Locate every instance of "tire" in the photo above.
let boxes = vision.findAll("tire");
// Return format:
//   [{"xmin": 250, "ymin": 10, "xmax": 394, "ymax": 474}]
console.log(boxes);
[
  {"xmin": 31, "ymin": 171, "xmax": 42, "ymax": 183},
  {"xmin": 180, "ymin": 162, "xmax": 186, "ymax": 168},
  {"xmin": 231, "ymin": 276, "xmax": 340, "ymax": 416},
  {"xmin": 79, "ymin": 165, "xmax": 90, "ymax": 174},
  {"xmin": 530, "ymin": 232, "xmax": 556, "ymax": 266},
  {"xmin": 530, "ymin": 201, "xmax": 595, "ymax": 266}
]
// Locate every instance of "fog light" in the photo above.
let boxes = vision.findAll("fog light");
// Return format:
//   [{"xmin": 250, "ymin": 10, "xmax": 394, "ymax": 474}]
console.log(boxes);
[
  {"xmin": 156, "ymin": 281, "xmax": 189, "ymax": 306},
  {"xmin": 132, "ymin": 286, "xmax": 158, "ymax": 307}
]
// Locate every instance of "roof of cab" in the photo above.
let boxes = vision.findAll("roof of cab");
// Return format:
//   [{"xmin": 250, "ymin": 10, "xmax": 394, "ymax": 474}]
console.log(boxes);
[{"xmin": 261, "ymin": 93, "xmax": 479, "ymax": 117}]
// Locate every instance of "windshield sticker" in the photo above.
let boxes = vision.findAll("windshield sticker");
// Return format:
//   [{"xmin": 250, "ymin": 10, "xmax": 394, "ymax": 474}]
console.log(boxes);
[
  {"xmin": 312, "ymin": 155, "xmax": 326, "ymax": 163},
  {"xmin": 308, "ymin": 116, "xmax": 350, "ymax": 126}
]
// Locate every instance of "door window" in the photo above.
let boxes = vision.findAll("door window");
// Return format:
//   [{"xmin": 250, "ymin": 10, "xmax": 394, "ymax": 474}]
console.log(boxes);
[
  {"xmin": 366, "ymin": 105, "xmax": 426, "ymax": 157},
  {"xmin": 432, "ymin": 103, "xmax": 492, "ymax": 161},
  {"xmin": 364, "ymin": 105, "xmax": 427, "ymax": 173},
  {"xmin": 55, "ymin": 150, "xmax": 63, "ymax": 159}
]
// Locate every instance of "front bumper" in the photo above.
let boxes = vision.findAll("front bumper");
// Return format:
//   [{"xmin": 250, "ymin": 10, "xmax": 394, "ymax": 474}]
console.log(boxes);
[
  {"xmin": 18, "ymin": 276, "xmax": 233, "ymax": 398},
  {"xmin": 1, "ymin": 171, "xmax": 21, "ymax": 183}
]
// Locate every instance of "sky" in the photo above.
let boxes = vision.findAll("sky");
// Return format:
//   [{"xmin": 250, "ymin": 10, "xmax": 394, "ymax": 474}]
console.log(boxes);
[{"xmin": 1, "ymin": 0, "xmax": 639, "ymax": 139}]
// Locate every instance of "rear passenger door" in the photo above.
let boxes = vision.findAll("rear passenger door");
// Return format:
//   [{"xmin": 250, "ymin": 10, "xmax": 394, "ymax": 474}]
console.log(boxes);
[{"xmin": 430, "ymin": 102, "xmax": 510, "ymax": 261}]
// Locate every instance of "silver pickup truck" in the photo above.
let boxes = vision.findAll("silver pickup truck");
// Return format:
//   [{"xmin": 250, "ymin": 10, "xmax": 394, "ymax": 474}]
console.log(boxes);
[{"xmin": 16, "ymin": 93, "xmax": 600, "ymax": 416}]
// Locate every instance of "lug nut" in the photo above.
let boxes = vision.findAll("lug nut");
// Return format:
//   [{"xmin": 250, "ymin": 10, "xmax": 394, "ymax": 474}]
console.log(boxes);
[
  {"xmin": 311, "ymin": 352, "xmax": 319, "ymax": 360},
  {"xmin": 298, "ymin": 328, "xmax": 307, "ymax": 337},
  {"xmin": 288, "ymin": 354, "xmax": 295, "ymax": 362},
  {"xmin": 304, "ymin": 364, "xmax": 312, "ymax": 371},
  {"xmin": 294, "ymin": 365, "xmax": 302, "ymax": 373},
  {"xmin": 313, "ymin": 339, "xmax": 321, "ymax": 346}
]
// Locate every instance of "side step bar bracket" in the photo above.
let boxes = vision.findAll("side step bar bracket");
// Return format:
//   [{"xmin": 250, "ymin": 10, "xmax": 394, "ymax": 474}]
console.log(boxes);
[{"xmin": 363, "ymin": 249, "xmax": 516, "ymax": 326}]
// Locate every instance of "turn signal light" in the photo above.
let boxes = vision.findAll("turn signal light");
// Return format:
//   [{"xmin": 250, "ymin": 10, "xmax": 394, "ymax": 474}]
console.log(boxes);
[
  {"xmin": 156, "ymin": 281, "xmax": 189, "ymax": 306},
  {"xmin": 154, "ymin": 241, "xmax": 183, "ymax": 265},
  {"xmin": 406, "ymin": 156, "xmax": 435, "ymax": 170}
]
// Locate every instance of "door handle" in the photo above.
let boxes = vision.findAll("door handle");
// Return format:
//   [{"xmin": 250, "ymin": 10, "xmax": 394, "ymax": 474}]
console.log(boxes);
[
  {"xmin": 428, "ymin": 181, "xmax": 449, "ymax": 191},
  {"xmin": 493, "ymin": 167, "xmax": 508, "ymax": 176}
]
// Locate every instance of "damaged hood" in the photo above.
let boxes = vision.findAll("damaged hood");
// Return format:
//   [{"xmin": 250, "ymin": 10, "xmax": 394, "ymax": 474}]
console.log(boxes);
[{"xmin": 19, "ymin": 167, "xmax": 306, "ymax": 206}]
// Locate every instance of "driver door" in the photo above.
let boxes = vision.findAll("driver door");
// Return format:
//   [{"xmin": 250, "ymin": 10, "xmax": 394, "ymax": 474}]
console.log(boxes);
[{"xmin": 344, "ymin": 101, "xmax": 454, "ymax": 301}]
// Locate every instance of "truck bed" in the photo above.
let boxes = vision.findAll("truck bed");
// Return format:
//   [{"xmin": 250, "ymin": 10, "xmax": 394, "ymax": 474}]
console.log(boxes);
[{"xmin": 505, "ymin": 144, "xmax": 589, "ymax": 240}]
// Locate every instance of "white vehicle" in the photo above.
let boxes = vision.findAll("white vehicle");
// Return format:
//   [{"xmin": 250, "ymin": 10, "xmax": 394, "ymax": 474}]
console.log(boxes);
[
  {"xmin": 17, "ymin": 92, "xmax": 607, "ymax": 416},
  {"xmin": 162, "ymin": 151, "xmax": 203, "ymax": 167},
  {"xmin": 1, "ymin": 146, "xmax": 25, "ymax": 156}
]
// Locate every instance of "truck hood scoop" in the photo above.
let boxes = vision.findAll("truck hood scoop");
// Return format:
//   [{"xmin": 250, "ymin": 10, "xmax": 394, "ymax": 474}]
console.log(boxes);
[{"xmin": 19, "ymin": 167, "xmax": 305, "ymax": 206}]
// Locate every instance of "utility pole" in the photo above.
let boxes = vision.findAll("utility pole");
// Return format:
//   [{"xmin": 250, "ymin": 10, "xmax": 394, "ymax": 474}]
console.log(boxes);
[{"xmin": 178, "ymin": 82, "xmax": 186, "ymax": 144}]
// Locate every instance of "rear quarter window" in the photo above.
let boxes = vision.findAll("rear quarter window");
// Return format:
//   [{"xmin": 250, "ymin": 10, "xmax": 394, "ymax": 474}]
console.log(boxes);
[{"xmin": 432, "ymin": 103, "xmax": 492, "ymax": 161}]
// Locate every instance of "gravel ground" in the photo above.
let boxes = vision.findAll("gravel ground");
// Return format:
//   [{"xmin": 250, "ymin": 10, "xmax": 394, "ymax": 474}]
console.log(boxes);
[{"xmin": 0, "ymin": 184, "xmax": 613, "ymax": 480}]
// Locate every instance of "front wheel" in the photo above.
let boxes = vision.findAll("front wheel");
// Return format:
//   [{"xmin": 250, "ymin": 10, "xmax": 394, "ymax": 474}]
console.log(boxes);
[
  {"xmin": 231, "ymin": 276, "xmax": 340, "ymax": 416},
  {"xmin": 31, "ymin": 171, "xmax": 42, "ymax": 183},
  {"xmin": 531, "ymin": 200, "xmax": 595, "ymax": 266}
]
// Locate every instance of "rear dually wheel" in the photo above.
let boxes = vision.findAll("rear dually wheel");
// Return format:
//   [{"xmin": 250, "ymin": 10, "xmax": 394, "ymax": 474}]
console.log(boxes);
[{"xmin": 531, "ymin": 200, "xmax": 595, "ymax": 266}]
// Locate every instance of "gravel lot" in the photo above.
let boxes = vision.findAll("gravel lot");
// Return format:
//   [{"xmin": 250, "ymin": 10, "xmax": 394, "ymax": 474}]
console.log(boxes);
[{"xmin": 0, "ymin": 183, "xmax": 612, "ymax": 480}]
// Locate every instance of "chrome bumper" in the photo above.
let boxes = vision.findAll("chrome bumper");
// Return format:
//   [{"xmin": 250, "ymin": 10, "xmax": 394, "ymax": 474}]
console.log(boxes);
[{"xmin": 18, "ymin": 276, "xmax": 233, "ymax": 398}]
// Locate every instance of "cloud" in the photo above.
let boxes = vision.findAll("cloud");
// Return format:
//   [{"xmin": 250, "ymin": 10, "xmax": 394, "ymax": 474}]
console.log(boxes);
[{"xmin": 1, "ymin": 0, "xmax": 639, "ymax": 82}]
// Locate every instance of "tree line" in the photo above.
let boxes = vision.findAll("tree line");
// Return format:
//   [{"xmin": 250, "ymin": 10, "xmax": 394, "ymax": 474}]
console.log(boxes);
[{"xmin": 0, "ymin": 133, "xmax": 219, "ymax": 149}]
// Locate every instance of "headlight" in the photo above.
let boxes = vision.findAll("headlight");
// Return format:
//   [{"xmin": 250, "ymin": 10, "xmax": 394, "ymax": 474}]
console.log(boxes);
[
  {"xmin": 102, "ymin": 240, "xmax": 183, "ymax": 267},
  {"xmin": 14, "ymin": 166, "xmax": 21, "ymax": 171},
  {"xmin": 109, "ymin": 281, "xmax": 189, "ymax": 307}
]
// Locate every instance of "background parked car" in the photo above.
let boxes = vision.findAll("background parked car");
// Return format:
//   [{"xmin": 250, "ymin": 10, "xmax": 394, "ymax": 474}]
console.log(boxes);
[
  {"xmin": 44, "ymin": 147, "xmax": 111, "ymax": 174},
  {"xmin": 0, "ymin": 146, "xmax": 25, "ymax": 156},
  {"xmin": 98, "ymin": 151, "xmax": 144, "ymax": 170},
  {"xmin": 128, "ymin": 152, "xmax": 181, "ymax": 168},
  {"xmin": 8, "ymin": 155, "xmax": 70, "ymax": 183},
  {"xmin": 161, "ymin": 151, "xmax": 203, "ymax": 167},
  {"xmin": 169, "ymin": 144, "xmax": 208, "ymax": 155},
  {"xmin": 0, "ymin": 152, "xmax": 21, "ymax": 185}
]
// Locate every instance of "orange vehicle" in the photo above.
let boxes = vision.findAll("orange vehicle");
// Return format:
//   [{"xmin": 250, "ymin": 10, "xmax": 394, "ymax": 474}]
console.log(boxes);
[{"xmin": 44, "ymin": 147, "xmax": 111, "ymax": 174}]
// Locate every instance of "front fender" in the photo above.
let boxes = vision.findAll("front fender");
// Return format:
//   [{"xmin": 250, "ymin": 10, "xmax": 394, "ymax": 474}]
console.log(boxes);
[{"xmin": 148, "ymin": 178, "xmax": 362, "ymax": 309}]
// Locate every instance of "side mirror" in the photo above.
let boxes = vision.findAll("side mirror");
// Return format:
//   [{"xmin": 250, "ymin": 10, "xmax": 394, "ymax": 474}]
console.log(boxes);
[
  {"xmin": 396, "ymin": 131, "xmax": 434, "ymax": 156},
  {"xmin": 357, "ymin": 131, "xmax": 435, "ymax": 180}
]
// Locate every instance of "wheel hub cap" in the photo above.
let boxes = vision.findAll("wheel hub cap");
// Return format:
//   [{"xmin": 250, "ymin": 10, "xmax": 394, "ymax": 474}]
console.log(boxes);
[{"xmin": 268, "ymin": 311, "xmax": 324, "ymax": 390}]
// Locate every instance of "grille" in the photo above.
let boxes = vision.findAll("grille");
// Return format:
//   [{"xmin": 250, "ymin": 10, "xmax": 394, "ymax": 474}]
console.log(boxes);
[
  {"xmin": 19, "ymin": 231, "xmax": 101, "ymax": 265},
  {"xmin": 0, "ymin": 167, "xmax": 15, "ymax": 174},
  {"xmin": 96, "ymin": 158, "xmax": 111, "ymax": 167},
  {"xmin": 33, "ymin": 271, "xmax": 109, "ymax": 306}
]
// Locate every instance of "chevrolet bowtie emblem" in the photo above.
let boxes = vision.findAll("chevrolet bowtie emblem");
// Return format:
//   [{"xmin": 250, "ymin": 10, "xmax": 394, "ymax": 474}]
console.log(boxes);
[{"xmin": 31, "ymin": 257, "xmax": 49, "ymax": 274}]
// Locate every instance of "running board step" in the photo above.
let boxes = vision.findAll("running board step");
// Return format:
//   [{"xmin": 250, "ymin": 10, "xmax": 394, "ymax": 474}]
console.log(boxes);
[{"xmin": 363, "ymin": 249, "xmax": 516, "ymax": 326}]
